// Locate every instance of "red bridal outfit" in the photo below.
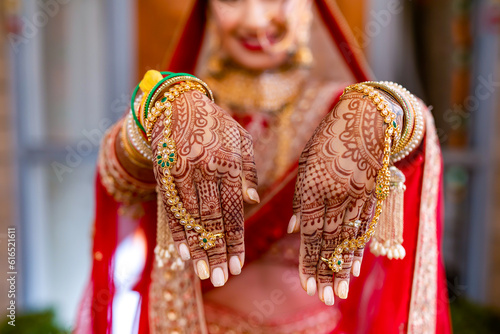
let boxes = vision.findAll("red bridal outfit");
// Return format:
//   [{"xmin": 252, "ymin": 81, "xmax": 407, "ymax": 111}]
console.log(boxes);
[{"xmin": 75, "ymin": 1, "xmax": 451, "ymax": 333}]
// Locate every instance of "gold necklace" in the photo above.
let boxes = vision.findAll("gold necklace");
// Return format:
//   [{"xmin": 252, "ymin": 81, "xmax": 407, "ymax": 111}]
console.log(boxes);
[{"xmin": 203, "ymin": 64, "xmax": 308, "ymax": 114}]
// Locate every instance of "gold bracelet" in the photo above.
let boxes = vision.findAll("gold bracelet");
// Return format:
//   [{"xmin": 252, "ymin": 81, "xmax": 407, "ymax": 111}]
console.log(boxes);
[
  {"xmin": 120, "ymin": 117, "xmax": 152, "ymax": 169},
  {"xmin": 144, "ymin": 77, "xmax": 213, "ymax": 141},
  {"xmin": 381, "ymin": 82, "xmax": 425, "ymax": 162},
  {"xmin": 321, "ymin": 83, "xmax": 400, "ymax": 272},
  {"xmin": 126, "ymin": 112, "xmax": 153, "ymax": 161},
  {"xmin": 362, "ymin": 81, "xmax": 414, "ymax": 156},
  {"xmin": 99, "ymin": 121, "xmax": 156, "ymax": 205}
]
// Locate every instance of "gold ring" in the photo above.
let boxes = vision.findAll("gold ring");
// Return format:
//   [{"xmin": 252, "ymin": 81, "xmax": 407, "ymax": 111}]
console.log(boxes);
[
  {"xmin": 321, "ymin": 253, "xmax": 344, "ymax": 273},
  {"xmin": 198, "ymin": 231, "xmax": 224, "ymax": 250},
  {"xmin": 342, "ymin": 220, "xmax": 362, "ymax": 228}
]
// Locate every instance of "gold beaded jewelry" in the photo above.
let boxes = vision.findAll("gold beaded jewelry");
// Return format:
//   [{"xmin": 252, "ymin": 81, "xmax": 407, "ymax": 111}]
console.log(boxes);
[
  {"xmin": 120, "ymin": 115, "xmax": 152, "ymax": 169},
  {"xmin": 143, "ymin": 76, "xmax": 224, "ymax": 252},
  {"xmin": 362, "ymin": 81, "xmax": 415, "ymax": 156},
  {"xmin": 320, "ymin": 83, "xmax": 401, "ymax": 273},
  {"xmin": 381, "ymin": 81, "xmax": 425, "ymax": 162},
  {"xmin": 144, "ymin": 77, "xmax": 213, "ymax": 141},
  {"xmin": 127, "ymin": 112, "xmax": 153, "ymax": 159},
  {"xmin": 98, "ymin": 120, "xmax": 156, "ymax": 205},
  {"xmin": 153, "ymin": 83, "xmax": 224, "ymax": 250}
]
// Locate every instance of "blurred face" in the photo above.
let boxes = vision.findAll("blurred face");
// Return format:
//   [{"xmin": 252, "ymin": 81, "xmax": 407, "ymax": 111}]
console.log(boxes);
[{"xmin": 209, "ymin": 0, "xmax": 311, "ymax": 71}]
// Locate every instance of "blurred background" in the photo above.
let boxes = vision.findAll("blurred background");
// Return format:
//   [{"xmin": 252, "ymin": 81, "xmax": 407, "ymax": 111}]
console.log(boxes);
[{"xmin": 0, "ymin": 0, "xmax": 499, "ymax": 332}]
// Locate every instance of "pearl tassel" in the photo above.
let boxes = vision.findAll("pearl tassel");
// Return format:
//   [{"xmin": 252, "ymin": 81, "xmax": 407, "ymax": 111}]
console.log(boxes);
[{"xmin": 370, "ymin": 166, "xmax": 407, "ymax": 259}]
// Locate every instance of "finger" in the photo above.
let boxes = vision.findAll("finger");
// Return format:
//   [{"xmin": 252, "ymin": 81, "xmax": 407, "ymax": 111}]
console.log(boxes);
[
  {"xmin": 334, "ymin": 197, "xmax": 365, "ymax": 300},
  {"xmin": 152, "ymin": 156, "xmax": 192, "ymax": 262},
  {"xmin": 197, "ymin": 179, "xmax": 228, "ymax": 287},
  {"xmin": 298, "ymin": 165, "xmax": 326, "ymax": 296},
  {"xmin": 299, "ymin": 206, "xmax": 324, "ymax": 298},
  {"xmin": 220, "ymin": 176, "xmax": 245, "ymax": 275},
  {"xmin": 172, "ymin": 178, "xmax": 211, "ymax": 281},
  {"xmin": 352, "ymin": 248, "xmax": 364, "ymax": 277},
  {"xmin": 352, "ymin": 193, "xmax": 376, "ymax": 276},
  {"xmin": 165, "ymin": 181, "xmax": 197, "ymax": 261},
  {"xmin": 289, "ymin": 150, "xmax": 309, "ymax": 234},
  {"xmin": 239, "ymin": 129, "xmax": 259, "ymax": 204},
  {"xmin": 316, "ymin": 199, "xmax": 348, "ymax": 305}
]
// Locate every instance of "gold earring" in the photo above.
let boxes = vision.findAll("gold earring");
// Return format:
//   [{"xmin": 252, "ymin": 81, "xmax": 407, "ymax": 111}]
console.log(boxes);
[
  {"xmin": 292, "ymin": 9, "xmax": 313, "ymax": 68},
  {"xmin": 206, "ymin": 19, "xmax": 225, "ymax": 76}
]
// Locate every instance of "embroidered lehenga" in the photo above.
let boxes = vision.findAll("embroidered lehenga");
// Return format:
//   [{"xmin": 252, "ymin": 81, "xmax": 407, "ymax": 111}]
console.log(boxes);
[{"xmin": 75, "ymin": 1, "xmax": 452, "ymax": 333}]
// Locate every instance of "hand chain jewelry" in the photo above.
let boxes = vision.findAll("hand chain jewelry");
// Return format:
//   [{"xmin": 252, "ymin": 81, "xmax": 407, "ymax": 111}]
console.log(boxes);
[
  {"xmin": 320, "ymin": 83, "xmax": 401, "ymax": 273},
  {"xmin": 148, "ymin": 80, "xmax": 224, "ymax": 251}
]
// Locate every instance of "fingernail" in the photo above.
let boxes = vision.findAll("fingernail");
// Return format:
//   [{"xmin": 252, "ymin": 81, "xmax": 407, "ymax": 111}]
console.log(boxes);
[
  {"xmin": 247, "ymin": 188, "xmax": 260, "ymax": 203},
  {"xmin": 306, "ymin": 277, "xmax": 316, "ymax": 296},
  {"xmin": 229, "ymin": 256, "xmax": 242, "ymax": 275},
  {"xmin": 323, "ymin": 286, "xmax": 334, "ymax": 306},
  {"xmin": 196, "ymin": 260, "xmax": 210, "ymax": 280},
  {"xmin": 287, "ymin": 215, "xmax": 297, "ymax": 234},
  {"xmin": 352, "ymin": 260, "xmax": 361, "ymax": 277},
  {"xmin": 178, "ymin": 243, "xmax": 190, "ymax": 261},
  {"xmin": 338, "ymin": 281, "xmax": 349, "ymax": 299},
  {"xmin": 211, "ymin": 267, "xmax": 225, "ymax": 287}
]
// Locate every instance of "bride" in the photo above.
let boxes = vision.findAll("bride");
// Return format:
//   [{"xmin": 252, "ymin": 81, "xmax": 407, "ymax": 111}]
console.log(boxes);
[{"xmin": 76, "ymin": 0, "xmax": 452, "ymax": 333}]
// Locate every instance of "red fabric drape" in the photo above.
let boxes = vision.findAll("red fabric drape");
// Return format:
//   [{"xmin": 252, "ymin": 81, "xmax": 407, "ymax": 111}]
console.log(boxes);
[
  {"xmin": 164, "ymin": 0, "xmax": 207, "ymax": 74},
  {"xmin": 87, "ymin": 172, "xmax": 157, "ymax": 334},
  {"xmin": 135, "ymin": 200, "xmax": 158, "ymax": 334},
  {"xmin": 90, "ymin": 171, "xmax": 119, "ymax": 334},
  {"xmin": 165, "ymin": 0, "xmax": 371, "ymax": 82}
]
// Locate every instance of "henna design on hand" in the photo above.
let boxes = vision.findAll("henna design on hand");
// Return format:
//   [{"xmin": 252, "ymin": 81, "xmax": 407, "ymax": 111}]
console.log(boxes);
[
  {"xmin": 294, "ymin": 90, "xmax": 403, "ymax": 301},
  {"xmin": 151, "ymin": 90, "xmax": 257, "ymax": 278}
]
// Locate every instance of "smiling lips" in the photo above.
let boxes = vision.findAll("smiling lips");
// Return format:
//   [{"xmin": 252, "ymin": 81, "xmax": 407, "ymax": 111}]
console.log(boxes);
[{"xmin": 238, "ymin": 32, "xmax": 281, "ymax": 52}]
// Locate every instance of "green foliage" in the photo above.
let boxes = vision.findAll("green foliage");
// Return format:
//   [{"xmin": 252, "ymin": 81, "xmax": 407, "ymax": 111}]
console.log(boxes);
[
  {"xmin": 0, "ymin": 309, "xmax": 70, "ymax": 334},
  {"xmin": 451, "ymin": 298, "xmax": 500, "ymax": 334}
]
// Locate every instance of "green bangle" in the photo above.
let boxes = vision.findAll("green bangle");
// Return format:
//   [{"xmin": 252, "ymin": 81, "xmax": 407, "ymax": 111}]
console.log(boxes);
[
  {"xmin": 130, "ymin": 84, "xmax": 146, "ymax": 134},
  {"xmin": 130, "ymin": 71, "xmax": 176, "ymax": 134},
  {"xmin": 143, "ymin": 72, "xmax": 197, "ymax": 120}
]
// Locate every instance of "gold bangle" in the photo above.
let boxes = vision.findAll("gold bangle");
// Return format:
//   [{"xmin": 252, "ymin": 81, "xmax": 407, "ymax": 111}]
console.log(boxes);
[
  {"xmin": 362, "ymin": 81, "xmax": 414, "ymax": 155},
  {"xmin": 120, "ymin": 117, "xmax": 152, "ymax": 169},
  {"xmin": 144, "ymin": 77, "xmax": 213, "ymax": 141},
  {"xmin": 126, "ymin": 112, "xmax": 153, "ymax": 161},
  {"xmin": 99, "ymin": 121, "xmax": 156, "ymax": 204},
  {"xmin": 382, "ymin": 82, "xmax": 425, "ymax": 161}
]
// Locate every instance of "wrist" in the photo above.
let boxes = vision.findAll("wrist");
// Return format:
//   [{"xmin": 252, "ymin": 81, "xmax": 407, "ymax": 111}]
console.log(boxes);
[{"xmin": 362, "ymin": 81, "xmax": 425, "ymax": 162}]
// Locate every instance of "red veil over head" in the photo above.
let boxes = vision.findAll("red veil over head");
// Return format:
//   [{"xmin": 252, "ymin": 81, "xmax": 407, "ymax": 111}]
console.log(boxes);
[{"xmin": 164, "ymin": 0, "xmax": 372, "ymax": 81}]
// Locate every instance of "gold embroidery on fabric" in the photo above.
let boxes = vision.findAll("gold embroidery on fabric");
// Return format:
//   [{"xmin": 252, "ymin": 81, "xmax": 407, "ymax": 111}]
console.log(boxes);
[
  {"xmin": 204, "ymin": 301, "xmax": 341, "ymax": 334},
  {"xmin": 149, "ymin": 196, "xmax": 207, "ymax": 334},
  {"xmin": 407, "ymin": 108, "xmax": 440, "ymax": 333}
]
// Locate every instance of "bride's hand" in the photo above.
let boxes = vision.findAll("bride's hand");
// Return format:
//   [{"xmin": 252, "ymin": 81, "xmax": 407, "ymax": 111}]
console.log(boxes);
[
  {"xmin": 151, "ymin": 89, "xmax": 258, "ymax": 287},
  {"xmin": 289, "ymin": 90, "xmax": 403, "ymax": 305}
]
